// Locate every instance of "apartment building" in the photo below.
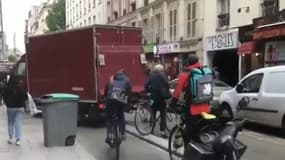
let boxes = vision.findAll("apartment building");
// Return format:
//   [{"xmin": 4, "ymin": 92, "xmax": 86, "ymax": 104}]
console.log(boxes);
[
  {"xmin": 27, "ymin": 2, "xmax": 51, "ymax": 36},
  {"xmin": 0, "ymin": 0, "xmax": 6, "ymax": 59},
  {"xmin": 66, "ymin": 0, "xmax": 106, "ymax": 29},
  {"xmin": 202, "ymin": 0, "xmax": 285, "ymax": 85},
  {"xmin": 107, "ymin": 0, "xmax": 204, "ymax": 80},
  {"xmin": 233, "ymin": 0, "xmax": 285, "ymax": 79}
]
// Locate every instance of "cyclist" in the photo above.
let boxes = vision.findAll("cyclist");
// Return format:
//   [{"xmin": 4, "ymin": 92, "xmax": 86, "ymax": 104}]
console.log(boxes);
[
  {"xmin": 169, "ymin": 54, "xmax": 213, "ymax": 144},
  {"xmin": 104, "ymin": 69, "xmax": 132, "ymax": 147},
  {"xmin": 145, "ymin": 64, "xmax": 170, "ymax": 138}
]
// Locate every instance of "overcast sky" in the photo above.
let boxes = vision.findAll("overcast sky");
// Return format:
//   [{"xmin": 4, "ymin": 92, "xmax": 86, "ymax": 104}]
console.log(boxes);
[{"xmin": 2, "ymin": 0, "xmax": 46, "ymax": 53}]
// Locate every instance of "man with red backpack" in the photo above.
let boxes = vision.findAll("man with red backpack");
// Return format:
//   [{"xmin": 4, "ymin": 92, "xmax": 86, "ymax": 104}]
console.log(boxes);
[{"xmin": 170, "ymin": 54, "xmax": 214, "ymax": 143}]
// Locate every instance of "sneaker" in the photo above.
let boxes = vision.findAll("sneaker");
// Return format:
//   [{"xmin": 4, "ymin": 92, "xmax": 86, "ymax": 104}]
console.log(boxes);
[
  {"xmin": 105, "ymin": 137, "xmax": 115, "ymax": 148},
  {"xmin": 7, "ymin": 139, "xmax": 13, "ymax": 144},
  {"xmin": 15, "ymin": 140, "xmax": 20, "ymax": 146},
  {"xmin": 160, "ymin": 131, "xmax": 168, "ymax": 138}
]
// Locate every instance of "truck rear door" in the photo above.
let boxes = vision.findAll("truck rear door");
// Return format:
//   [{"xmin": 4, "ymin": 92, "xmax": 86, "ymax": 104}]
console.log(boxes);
[{"xmin": 95, "ymin": 26, "xmax": 146, "ymax": 95}]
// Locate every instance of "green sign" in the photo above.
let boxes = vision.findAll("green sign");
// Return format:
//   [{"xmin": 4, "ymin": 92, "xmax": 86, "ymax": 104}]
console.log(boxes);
[{"xmin": 143, "ymin": 44, "xmax": 154, "ymax": 53}]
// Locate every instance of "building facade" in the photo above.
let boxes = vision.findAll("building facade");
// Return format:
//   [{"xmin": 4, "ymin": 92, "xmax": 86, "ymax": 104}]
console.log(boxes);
[
  {"xmin": 107, "ymin": 0, "xmax": 204, "ymax": 80},
  {"xmin": 232, "ymin": 0, "xmax": 285, "ymax": 79},
  {"xmin": 0, "ymin": 0, "xmax": 6, "ymax": 60},
  {"xmin": 66, "ymin": 0, "xmax": 106, "ymax": 29},
  {"xmin": 27, "ymin": 2, "xmax": 51, "ymax": 36}
]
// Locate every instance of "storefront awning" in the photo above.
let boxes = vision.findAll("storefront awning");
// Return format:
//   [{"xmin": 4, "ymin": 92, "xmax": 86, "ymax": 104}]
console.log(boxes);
[{"xmin": 238, "ymin": 41, "xmax": 256, "ymax": 54}]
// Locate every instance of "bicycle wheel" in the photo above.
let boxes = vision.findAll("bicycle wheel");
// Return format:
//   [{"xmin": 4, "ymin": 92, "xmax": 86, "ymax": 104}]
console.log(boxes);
[
  {"xmin": 115, "ymin": 124, "xmax": 120, "ymax": 160},
  {"xmin": 134, "ymin": 104, "xmax": 154, "ymax": 135},
  {"xmin": 168, "ymin": 125, "xmax": 185, "ymax": 160},
  {"xmin": 166, "ymin": 112, "xmax": 174, "ymax": 132}
]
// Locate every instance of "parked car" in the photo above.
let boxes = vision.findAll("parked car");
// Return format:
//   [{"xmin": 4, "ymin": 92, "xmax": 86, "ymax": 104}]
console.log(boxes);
[
  {"xmin": 168, "ymin": 78, "xmax": 232, "ymax": 113},
  {"xmin": 219, "ymin": 66, "xmax": 285, "ymax": 132}
]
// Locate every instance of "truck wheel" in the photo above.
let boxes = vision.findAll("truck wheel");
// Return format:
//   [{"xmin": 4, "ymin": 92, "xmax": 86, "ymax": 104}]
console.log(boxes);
[
  {"xmin": 77, "ymin": 112, "xmax": 86, "ymax": 126},
  {"xmin": 282, "ymin": 116, "xmax": 285, "ymax": 134},
  {"xmin": 219, "ymin": 103, "xmax": 233, "ymax": 121}
]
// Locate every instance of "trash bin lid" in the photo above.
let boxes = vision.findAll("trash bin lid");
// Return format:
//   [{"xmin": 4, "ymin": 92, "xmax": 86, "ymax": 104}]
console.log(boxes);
[{"xmin": 46, "ymin": 93, "xmax": 79, "ymax": 101}]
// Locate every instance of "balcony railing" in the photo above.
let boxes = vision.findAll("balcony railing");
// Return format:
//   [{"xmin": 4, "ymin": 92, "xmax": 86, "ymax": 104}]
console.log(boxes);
[
  {"xmin": 262, "ymin": 6, "xmax": 278, "ymax": 17},
  {"xmin": 217, "ymin": 13, "xmax": 229, "ymax": 29}
]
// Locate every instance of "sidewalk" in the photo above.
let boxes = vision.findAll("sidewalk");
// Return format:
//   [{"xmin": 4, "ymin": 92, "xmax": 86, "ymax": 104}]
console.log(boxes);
[{"xmin": 0, "ymin": 106, "xmax": 96, "ymax": 160}]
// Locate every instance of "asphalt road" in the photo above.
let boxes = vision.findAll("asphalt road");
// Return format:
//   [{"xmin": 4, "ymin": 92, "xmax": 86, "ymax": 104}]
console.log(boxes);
[{"xmin": 77, "ymin": 124, "xmax": 169, "ymax": 160}]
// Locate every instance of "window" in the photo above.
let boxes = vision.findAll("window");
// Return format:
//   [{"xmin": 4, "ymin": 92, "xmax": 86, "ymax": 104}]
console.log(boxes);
[
  {"xmin": 88, "ymin": 17, "xmax": 91, "ymax": 25},
  {"xmin": 217, "ymin": 0, "xmax": 229, "ymax": 28},
  {"xmin": 169, "ymin": 9, "xmax": 177, "ymax": 41},
  {"xmin": 265, "ymin": 72, "xmax": 285, "ymax": 93},
  {"xmin": 261, "ymin": 0, "xmax": 279, "ymax": 16},
  {"xmin": 93, "ymin": 0, "xmax": 96, "ymax": 8},
  {"xmin": 131, "ymin": 2, "xmax": 136, "ymax": 12},
  {"xmin": 76, "ymin": 4, "xmax": 79, "ymax": 20},
  {"xmin": 123, "ymin": 9, "xmax": 127, "ymax": 15},
  {"xmin": 238, "ymin": 73, "xmax": 264, "ymax": 93},
  {"xmin": 144, "ymin": 0, "xmax": 149, "ymax": 6},
  {"xmin": 93, "ymin": 16, "xmax": 96, "ymax": 24},
  {"xmin": 186, "ymin": 2, "xmax": 197, "ymax": 38},
  {"xmin": 84, "ymin": 19, "xmax": 86, "ymax": 25},
  {"xmin": 131, "ymin": 21, "xmax": 136, "ymax": 27},
  {"xmin": 88, "ymin": 1, "xmax": 91, "ymax": 11},
  {"xmin": 84, "ymin": 0, "xmax": 86, "ymax": 14},
  {"xmin": 114, "ymin": 11, "xmax": 118, "ymax": 19},
  {"xmin": 79, "ymin": 1, "xmax": 82, "ymax": 17},
  {"xmin": 154, "ymin": 14, "xmax": 162, "ymax": 43}
]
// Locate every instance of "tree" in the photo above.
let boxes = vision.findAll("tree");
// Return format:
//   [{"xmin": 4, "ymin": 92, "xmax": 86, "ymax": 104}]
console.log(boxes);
[
  {"xmin": 8, "ymin": 54, "xmax": 18, "ymax": 63},
  {"xmin": 46, "ymin": 0, "xmax": 66, "ymax": 32}
]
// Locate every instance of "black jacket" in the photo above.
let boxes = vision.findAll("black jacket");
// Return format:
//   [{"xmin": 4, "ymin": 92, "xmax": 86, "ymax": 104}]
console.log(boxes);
[
  {"xmin": 145, "ymin": 71, "xmax": 169, "ymax": 100},
  {"xmin": 3, "ymin": 83, "xmax": 28, "ymax": 108}
]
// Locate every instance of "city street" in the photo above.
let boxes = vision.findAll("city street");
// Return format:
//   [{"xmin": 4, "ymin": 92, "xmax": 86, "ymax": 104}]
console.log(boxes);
[
  {"xmin": 77, "ymin": 112, "xmax": 285, "ymax": 160},
  {"xmin": 77, "ymin": 125, "xmax": 169, "ymax": 160}
]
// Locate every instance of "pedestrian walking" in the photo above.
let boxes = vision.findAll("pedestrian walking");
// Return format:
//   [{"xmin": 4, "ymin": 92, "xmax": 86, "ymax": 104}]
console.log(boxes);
[{"xmin": 3, "ymin": 75, "xmax": 28, "ymax": 146}]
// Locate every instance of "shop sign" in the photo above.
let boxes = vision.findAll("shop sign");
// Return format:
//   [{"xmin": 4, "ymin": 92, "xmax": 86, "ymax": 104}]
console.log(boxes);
[
  {"xmin": 265, "ymin": 41, "xmax": 285, "ymax": 61},
  {"xmin": 253, "ymin": 27, "xmax": 285, "ymax": 40},
  {"xmin": 206, "ymin": 31, "xmax": 239, "ymax": 51},
  {"xmin": 143, "ymin": 44, "xmax": 154, "ymax": 53},
  {"xmin": 154, "ymin": 43, "xmax": 180, "ymax": 55}
]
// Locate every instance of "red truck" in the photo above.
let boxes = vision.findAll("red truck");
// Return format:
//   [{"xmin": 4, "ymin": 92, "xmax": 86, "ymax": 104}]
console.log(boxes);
[{"xmin": 12, "ymin": 25, "xmax": 147, "ymax": 122}]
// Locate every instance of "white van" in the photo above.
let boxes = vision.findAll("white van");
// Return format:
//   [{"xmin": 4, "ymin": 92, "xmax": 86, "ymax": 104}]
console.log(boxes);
[{"xmin": 219, "ymin": 66, "xmax": 285, "ymax": 131}]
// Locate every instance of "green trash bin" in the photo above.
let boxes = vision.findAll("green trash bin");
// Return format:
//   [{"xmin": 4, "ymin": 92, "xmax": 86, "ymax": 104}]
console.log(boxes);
[{"xmin": 40, "ymin": 93, "xmax": 79, "ymax": 147}]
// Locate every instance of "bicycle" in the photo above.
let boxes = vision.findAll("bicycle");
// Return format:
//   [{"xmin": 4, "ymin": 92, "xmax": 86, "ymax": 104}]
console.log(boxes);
[
  {"xmin": 134, "ymin": 97, "xmax": 174, "ymax": 136},
  {"xmin": 168, "ymin": 104, "xmax": 186, "ymax": 160},
  {"xmin": 168, "ymin": 103, "xmax": 218, "ymax": 160},
  {"xmin": 108, "ymin": 111, "xmax": 122, "ymax": 160}
]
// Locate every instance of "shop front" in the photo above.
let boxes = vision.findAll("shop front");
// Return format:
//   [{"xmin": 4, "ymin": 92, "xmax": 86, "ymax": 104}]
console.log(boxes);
[
  {"xmin": 238, "ymin": 25, "xmax": 263, "ymax": 79},
  {"xmin": 251, "ymin": 9, "xmax": 285, "ymax": 67},
  {"xmin": 205, "ymin": 31, "xmax": 239, "ymax": 86},
  {"xmin": 253, "ymin": 23, "xmax": 285, "ymax": 67},
  {"xmin": 154, "ymin": 42, "xmax": 181, "ymax": 80}
]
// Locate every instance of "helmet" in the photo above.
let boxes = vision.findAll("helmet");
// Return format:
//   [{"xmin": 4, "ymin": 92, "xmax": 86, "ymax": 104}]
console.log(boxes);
[{"xmin": 187, "ymin": 54, "xmax": 199, "ymax": 65}]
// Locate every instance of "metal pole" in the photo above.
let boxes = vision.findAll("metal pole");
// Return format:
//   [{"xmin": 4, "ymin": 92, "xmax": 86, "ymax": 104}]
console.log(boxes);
[{"xmin": 0, "ymin": 0, "xmax": 5, "ymax": 60}]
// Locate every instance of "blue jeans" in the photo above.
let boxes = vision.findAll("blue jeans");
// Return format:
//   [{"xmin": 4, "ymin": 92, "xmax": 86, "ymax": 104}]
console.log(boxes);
[{"xmin": 7, "ymin": 108, "xmax": 23, "ymax": 140}]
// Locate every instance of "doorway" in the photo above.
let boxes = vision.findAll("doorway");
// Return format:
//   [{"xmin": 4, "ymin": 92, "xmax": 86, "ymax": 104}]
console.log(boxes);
[{"xmin": 212, "ymin": 50, "xmax": 239, "ymax": 86}]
